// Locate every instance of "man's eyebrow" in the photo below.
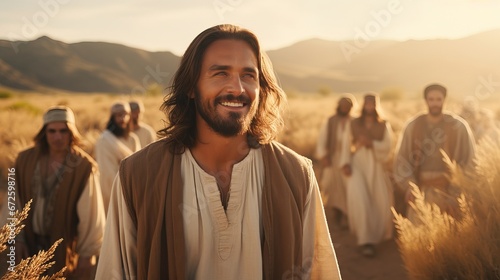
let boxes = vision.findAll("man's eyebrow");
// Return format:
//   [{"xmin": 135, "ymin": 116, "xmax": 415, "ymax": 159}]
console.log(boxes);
[{"xmin": 208, "ymin": 65, "xmax": 257, "ymax": 73}]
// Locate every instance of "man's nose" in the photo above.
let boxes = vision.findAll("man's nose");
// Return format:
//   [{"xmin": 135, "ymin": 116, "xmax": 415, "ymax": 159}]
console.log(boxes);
[{"xmin": 227, "ymin": 75, "xmax": 244, "ymax": 95}]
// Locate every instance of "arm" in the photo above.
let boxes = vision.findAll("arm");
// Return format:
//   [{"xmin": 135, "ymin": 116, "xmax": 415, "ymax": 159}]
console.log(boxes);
[
  {"xmin": 393, "ymin": 121, "xmax": 417, "ymax": 196},
  {"xmin": 75, "ymin": 171, "xmax": 105, "ymax": 256},
  {"xmin": 72, "ymin": 170, "xmax": 106, "ymax": 277},
  {"xmin": 372, "ymin": 122, "xmax": 394, "ymax": 162},
  {"xmin": 315, "ymin": 119, "xmax": 330, "ymax": 165},
  {"xmin": 95, "ymin": 173, "xmax": 137, "ymax": 280},
  {"xmin": 302, "ymin": 164, "xmax": 342, "ymax": 280}
]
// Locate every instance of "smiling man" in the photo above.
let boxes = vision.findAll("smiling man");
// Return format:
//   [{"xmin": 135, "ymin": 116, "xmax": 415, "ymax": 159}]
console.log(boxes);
[
  {"xmin": 393, "ymin": 84, "xmax": 476, "ymax": 222},
  {"xmin": 95, "ymin": 24, "xmax": 342, "ymax": 280}
]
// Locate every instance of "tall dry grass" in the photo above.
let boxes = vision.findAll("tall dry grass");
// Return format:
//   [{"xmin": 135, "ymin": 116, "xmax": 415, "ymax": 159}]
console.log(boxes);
[
  {"xmin": 393, "ymin": 137, "xmax": 500, "ymax": 279},
  {"xmin": 0, "ymin": 200, "xmax": 65, "ymax": 279},
  {"xmin": 0, "ymin": 90, "xmax": 499, "ymax": 277}
]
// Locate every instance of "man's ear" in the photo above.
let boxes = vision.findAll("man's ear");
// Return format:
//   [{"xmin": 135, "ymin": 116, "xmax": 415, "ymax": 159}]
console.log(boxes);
[{"xmin": 189, "ymin": 91, "xmax": 195, "ymax": 98}]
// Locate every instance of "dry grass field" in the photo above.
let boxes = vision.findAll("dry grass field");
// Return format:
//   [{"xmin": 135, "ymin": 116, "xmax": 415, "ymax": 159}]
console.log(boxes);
[{"xmin": 0, "ymin": 89, "xmax": 499, "ymax": 279}]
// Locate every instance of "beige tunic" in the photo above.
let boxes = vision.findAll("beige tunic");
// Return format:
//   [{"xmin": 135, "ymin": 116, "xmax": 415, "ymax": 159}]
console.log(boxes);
[
  {"xmin": 96, "ymin": 148, "xmax": 340, "ymax": 280},
  {"xmin": 133, "ymin": 122, "xmax": 156, "ymax": 148},
  {"xmin": 316, "ymin": 118, "xmax": 351, "ymax": 213},
  {"xmin": 393, "ymin": 113, "xmax": 476, "ymax": 221},
  {"xmin": 94, "ymin": 130, "xmax": 140, "ymax": 214}
]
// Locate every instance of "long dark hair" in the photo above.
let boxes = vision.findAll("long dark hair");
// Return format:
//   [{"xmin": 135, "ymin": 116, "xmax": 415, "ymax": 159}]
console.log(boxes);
[
  {"xmin": 158, "ymin": 24, "xmax": 287, "ymax": 153},
  {"xmin": 33, "ymin": 123, "xmax": 81, "ymax": 154}
]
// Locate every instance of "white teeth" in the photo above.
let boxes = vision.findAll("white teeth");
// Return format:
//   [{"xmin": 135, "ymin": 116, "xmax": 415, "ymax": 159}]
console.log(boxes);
[{"xmin": 221, "ymin": 102, "xmax": 243, "ymax": 107}]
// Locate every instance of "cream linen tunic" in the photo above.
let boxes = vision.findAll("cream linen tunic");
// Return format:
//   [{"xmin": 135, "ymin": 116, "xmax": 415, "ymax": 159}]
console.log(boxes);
[
  {"xmin": 96, "ymin": 147, "xmax": 339, "ymax": 280},
  {"xmin": 95, "ymin": 130, "xmax": 140, "ymax": 214},
  {"xmin": 133, "ymin": 123, "xmax": 156, "ymax": 148}
]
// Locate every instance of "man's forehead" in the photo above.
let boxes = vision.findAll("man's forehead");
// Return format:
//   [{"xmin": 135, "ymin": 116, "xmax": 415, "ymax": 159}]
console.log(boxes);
[
  {"xmin": 203, "ymin": 40, "xmax": 258, "ymax": 64},
  {"xmin": 46, "ymin": 122, "xmax": 68, "ymax": 129}
]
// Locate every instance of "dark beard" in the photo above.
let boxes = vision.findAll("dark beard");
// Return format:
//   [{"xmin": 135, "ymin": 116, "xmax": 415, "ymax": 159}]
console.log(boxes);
[
  {"xmin": 106, "ymin": 118, "xmax": 129, "ymax": 137},
  {"xmin": 194, "ymin": 89, "xmax": 254, "ymax": 137}
]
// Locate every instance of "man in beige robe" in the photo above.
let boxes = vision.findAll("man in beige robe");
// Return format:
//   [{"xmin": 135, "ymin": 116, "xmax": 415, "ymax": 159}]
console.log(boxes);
[
  {"xmin": 315, "ymin": 95, "xmax": 354, "ymax": 229},
  {"xmin": 96, "ymin": 24, "xmax": 342, "ymax": 280},
  {"xmin": 393, "ymin": 84, "xmax": 476, "ymax": 222},
  {"xmin": 129, "ymin": 100, "xmax": 156, "ymax": 148},
  {"xmin": 343, "ymin": 94, "xmax": 394, "ymax": 257},
  {"xmin": 0, "ymin": 106, "xmax": 105, "ymax": 278},
  {"xmin": 94, "ymin": 102, "xmax": 140, "ymax": 214}
]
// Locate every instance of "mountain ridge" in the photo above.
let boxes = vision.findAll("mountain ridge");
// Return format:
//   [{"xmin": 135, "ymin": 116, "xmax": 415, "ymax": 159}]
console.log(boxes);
[{"xmin": 1, "ymin": 29, "xmax": 500, "ymax": 96}]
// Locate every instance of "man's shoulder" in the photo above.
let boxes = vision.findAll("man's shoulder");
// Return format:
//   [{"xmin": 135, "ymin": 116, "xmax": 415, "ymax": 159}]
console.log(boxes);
[
  {"xmin": 122, "ymin": 138, "xmax": 172, "ymax": 166},
  {"xmin": 262, "ymin": 141, "xmax": 312, "ymax": 167},
  {"xmin": 139, "ymin": 122, "xmax": 155, "ymax": 132},
  {"xmin": 71, "ymin": 146, "xmax": 97, "ymax": 167}
]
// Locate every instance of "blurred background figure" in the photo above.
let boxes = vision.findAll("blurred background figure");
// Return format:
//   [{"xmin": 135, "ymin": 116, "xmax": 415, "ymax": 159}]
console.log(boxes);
[
  {"xmin": 0, "ymin": 106, "xmax": 105, "ymax": 279},
  {"xmin": 459, "ymin": 100, "xmax": 500, "ymax": 143},
  {"xmin": 344, "ymin": 94, "xmax": 394, "ymax": 258},
  {"xmin": 315, "ymin": 94, "xmax": 355, "ymax": 230},
  {"xmin": 393, "ymin": 84, "xmax": 476, "ymax": 223},
  {"xmin": 94, "ymin": 102, "xmax": 140, "ymax": 214},
  {"xmin": 129, "ymin": 100, "xmax": 156, "ymax": 148}
]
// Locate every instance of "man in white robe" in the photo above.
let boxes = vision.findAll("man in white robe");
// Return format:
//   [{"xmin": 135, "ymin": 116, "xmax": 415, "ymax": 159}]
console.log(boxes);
[
  {"xmin": 315, "ymin": 95, "xmax": 354, "ymax": 229},
  {"xmin": 129, "ymin": 100, "xmax": 156, "ymax": 148},
  {"xmin": 94, "ymin": 102, "xmax": 140, "ymax": 214},
  {"xmin": 344, "ymin": 94, "xmax": 394, "ymax": 257}
]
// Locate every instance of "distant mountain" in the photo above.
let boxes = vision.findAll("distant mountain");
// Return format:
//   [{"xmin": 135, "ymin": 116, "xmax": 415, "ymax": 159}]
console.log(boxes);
[
  {"xmin": 1, "ymin": 30, "xmax": 500, "ymax": 96},
  {"xmin": 267, "ymin": 29, "xmax": 500, "ymax": 96},
  {"xmin": 0, "ymin": 36, "xmax": 180, "ymax": 93}
]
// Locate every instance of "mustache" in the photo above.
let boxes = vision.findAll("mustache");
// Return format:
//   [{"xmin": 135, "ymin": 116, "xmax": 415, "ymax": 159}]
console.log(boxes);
[{"xmin": 214, "ymin": 94, "xmax": 251, "ymax": 104}]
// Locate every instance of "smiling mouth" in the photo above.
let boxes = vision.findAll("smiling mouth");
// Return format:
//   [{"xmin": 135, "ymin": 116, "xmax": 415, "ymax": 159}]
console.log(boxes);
[{"xmin": 220, "ymin": 101, "xmax": 245, "ymax": 108}]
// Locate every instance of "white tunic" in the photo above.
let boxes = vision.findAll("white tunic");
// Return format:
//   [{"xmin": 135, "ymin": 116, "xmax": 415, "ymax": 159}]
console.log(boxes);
[
  {"xmin": 95, "ymin": 148, "xmax": 341, "ymax": 280},
  {"xmin": 315, "ymin": 118, "xmax": 352, "ymax": 212},
  {"xmin": 346, "ymin": 122, "xmax": 394, "ymax": 245},
  {"xmin": 94, "ymin": 130, "xmax": 140, "ymax": 215},
  {"xmin": 133, "ymin": 122, "xmax": 156, "ymax": 148}
]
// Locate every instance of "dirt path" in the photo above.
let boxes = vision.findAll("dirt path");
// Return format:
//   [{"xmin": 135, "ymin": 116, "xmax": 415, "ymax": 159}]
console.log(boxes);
[{"xmin": 327, "ymin": 215, "xmax": 409, "ymax": 280}]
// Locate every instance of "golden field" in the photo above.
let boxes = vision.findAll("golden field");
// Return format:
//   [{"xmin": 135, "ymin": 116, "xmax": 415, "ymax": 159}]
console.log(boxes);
[{"xmin": 0, "ymin": 90, "xmax": 500, "ymax": 279}]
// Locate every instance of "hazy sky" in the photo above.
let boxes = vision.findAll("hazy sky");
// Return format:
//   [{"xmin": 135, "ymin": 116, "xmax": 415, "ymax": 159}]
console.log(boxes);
[{"xmin": 1, "ymin": 0, "xmax": 500, "ymax": 55}]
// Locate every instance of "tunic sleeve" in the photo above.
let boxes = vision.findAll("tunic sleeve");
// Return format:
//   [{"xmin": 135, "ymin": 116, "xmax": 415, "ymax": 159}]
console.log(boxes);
[
  {"xmin": 338, "ymin": 121, "xmax": 352, "ymax": 168},
  {"xmin": 76, "ymin": 170, "xmax": 106, "ymax": 257},
  {"xmin": 393, "ymin": 120, "xmax": 417, "ymax": 191},
  {"xmin": 315, "ymin": 119, "xmax": 329, "ymax": 160},
  {"xmin": 453, "ymin": 119, "xmax": 476, "ymax": 169},
  {"xmin": 95, "ymin": 173, "xmax": 137, "ymax": 279},
  {"xmin": 302, "ymin": 164, "xmax": 342, "ymax": 280},
  {"xmin": 372, "ymin": 122, "xmax": 393, "ymax": 162}
]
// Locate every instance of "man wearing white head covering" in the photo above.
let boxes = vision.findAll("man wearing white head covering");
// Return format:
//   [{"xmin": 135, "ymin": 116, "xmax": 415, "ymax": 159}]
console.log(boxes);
[
  {"xmin": 129, "ymin": 100, "xmax": 156, "ymax": 148},
  {"xmin": 95, "ymin": 102, "xmax": 140, "ymax": 214},
  {"xmin": 0, "ymin": 106, "xmax": 105, "ymax": 278},
  {"xmin": 315, "ymin": 94, "xmax": 355, "ymax": 229}
]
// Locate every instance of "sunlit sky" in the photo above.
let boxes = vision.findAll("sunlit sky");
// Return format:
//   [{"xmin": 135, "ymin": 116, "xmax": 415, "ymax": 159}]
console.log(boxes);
[{"xmin": 1, "ymin": 0, "xmax": 500, "ymax": 55}]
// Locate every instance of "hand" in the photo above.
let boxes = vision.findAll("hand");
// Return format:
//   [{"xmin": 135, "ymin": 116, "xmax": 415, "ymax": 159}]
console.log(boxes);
[
  {"xmin": 359, "ymin": 135, "xmax": 373, "ymax": 148},
  {"xmin": 70, "ymin": 255, "xmax": 95, "ymax": 279},
  {"xmin": 341, "ymin": 164, "xmax": 352, "ymax": 177}
]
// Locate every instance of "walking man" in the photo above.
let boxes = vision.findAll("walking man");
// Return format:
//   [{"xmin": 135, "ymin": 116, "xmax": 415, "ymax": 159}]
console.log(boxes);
[{"xmin": 96, "ymin": 24, "xmax": 341, "ymax": 279}]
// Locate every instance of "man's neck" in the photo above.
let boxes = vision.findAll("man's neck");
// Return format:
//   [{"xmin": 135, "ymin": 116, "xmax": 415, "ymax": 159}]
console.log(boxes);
[
  {"xmin": 426, "ymin": 113, "xmax": 444, "ymax": 124},
  {"xmin": 130, "ymin": 122, "xmax": 139, "ymax": 131},
  {"xmin": 49, "ymin": 149, "xmax": 68, "ymax": 163},
  {"xmin": 191, "ymin": 132, "xmax": 250, "ymax": 176}
]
